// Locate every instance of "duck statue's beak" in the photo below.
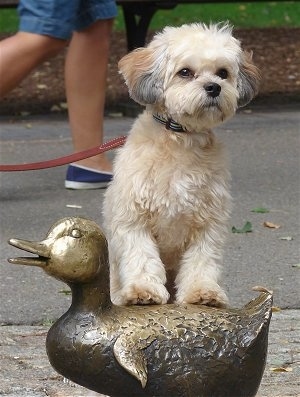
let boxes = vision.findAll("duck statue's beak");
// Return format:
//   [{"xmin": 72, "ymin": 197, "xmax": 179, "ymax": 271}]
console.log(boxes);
[{"xmin": 8, "ymin": 238, "xmax": 50, "ymax": 268}]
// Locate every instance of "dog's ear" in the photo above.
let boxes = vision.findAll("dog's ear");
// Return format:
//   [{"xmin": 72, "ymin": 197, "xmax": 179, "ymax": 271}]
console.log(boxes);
[
  {"xmin": 237, "ymin": 51, "xmax": 260, "ymax": 107},
  {"xmin": 118, "ymin": 45, "xmax": 166, "ymax": 106}
]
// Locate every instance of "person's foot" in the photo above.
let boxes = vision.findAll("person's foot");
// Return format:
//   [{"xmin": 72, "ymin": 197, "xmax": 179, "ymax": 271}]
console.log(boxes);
[
  {"xmin": 75, "ymin": 153, "xmax": 113, "ymax": 173},
  {"xmin": 65, "ymin": 163, "xmax": 113, "ymax": 189}
]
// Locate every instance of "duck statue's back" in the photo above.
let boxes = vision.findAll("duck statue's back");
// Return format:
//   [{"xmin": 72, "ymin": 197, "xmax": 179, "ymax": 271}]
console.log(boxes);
[{"xmin": 8, "ymin": 216, "xmax": 273, "ymax": 397}]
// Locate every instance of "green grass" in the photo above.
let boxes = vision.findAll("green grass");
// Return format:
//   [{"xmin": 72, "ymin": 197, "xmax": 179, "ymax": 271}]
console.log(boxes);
[
  {"xmin": 147, "ymin": 2, "xmax": 300, "ymax": 29},
  {"xmin": 116, "ymin": 2, "xmax": 300, "ymax": 30},
  {"xmin": 1, "ymin": 2, "xmax": 299, "ymax": 33},
  {"xmin": 0, "ymin": 9, "xmax": 18, "ymax": 32}
]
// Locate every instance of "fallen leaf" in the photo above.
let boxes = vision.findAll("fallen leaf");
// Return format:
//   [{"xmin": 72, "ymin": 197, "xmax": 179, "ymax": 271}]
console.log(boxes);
[
  {"xmin": 232, "ymin": 221, "xmax": 253, "ymax": 234},
  {"xmin": 32, "ymin": 71, "xmax": 43, "ymax": 78},
  {"xmin": 251, "ymin": 207, "xmax": 269, "ymax": 213},
  {"xmin": 279, "ymin": 236, "xmax": 293, "ymax": 241},
  {"xmin": 59, "ymin": 102, "xmax": 68, "ymax": 110},
  {"xmin": 37, "ymin": 84, "xmax": 47, "ymax": 90},
  {"xmin": 109, "ymin": 112, "xmax": 123, "ymax": 118},
  {"xmin": 42, "ymin": 319, "xmax": 55, "ymax": 326},
  {"xmin": 263, "ymin": 221, "xmax": 281, "ymax": 229},
  {"xmin": 50, "ymin": 105, "xmax": 61, "ymax": 112},
  {"xmin": 291, "ymin": 263, "xmax": 300, "ymax": 268},
  {"xmin": 20, "ymin": 111, "xmax": 30, "ymax": 117},
  {"xmin": 59, "ymin": 289, "xmax": 71, "ymax": 295},
  {"xmin": 270, "ymin": 367, "xmax": 293, "ymax": 372}
]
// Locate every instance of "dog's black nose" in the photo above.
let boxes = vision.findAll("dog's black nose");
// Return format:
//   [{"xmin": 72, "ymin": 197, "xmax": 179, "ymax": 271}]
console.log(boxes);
[{"xmin": 204, "ymin": 83, "xmax": 221, "ymax": 98}]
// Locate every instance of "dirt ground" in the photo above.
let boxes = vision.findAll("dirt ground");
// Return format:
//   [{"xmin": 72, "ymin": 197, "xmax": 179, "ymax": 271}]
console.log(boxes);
[{"xmin": 0, "ymin": 27, "xmax": 299, "ymax": 115}]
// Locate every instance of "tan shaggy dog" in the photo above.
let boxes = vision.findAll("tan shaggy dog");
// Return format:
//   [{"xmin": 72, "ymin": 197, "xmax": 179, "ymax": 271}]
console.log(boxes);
[{"xmin": 103, "ymin": 23, "xmax": 260, "ymax": 307}]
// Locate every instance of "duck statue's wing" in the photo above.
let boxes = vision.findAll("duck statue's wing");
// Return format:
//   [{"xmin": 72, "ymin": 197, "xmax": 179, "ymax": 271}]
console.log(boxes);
[{"xmin": 113, "ymin": 332, "xmax": 156, "ymax": 387}]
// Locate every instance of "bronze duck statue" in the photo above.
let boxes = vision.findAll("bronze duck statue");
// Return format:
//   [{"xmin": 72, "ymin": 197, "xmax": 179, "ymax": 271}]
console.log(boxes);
[{"xmin": 8, "ymin": 216, "xmax": 272, "ymax": 397}]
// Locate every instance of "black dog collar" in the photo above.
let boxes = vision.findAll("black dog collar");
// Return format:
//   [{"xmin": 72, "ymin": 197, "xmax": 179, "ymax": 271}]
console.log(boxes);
[{"xmin": 153, "ymin": 114, "xmax": 188, "ymax": 133}]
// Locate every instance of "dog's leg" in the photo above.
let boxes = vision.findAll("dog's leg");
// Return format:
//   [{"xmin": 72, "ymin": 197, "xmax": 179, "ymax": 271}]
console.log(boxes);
[
  {"xmin": 175, "ymin": 223, "xmax": 229, "ymax": 307},
  {"xmin": 109, "ymin": 227, "xmax": 170, "ymax": 305}
]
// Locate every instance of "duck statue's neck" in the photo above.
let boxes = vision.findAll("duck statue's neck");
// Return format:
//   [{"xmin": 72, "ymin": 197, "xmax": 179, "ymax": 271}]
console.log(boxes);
[
  {"xmin": 70, "ymin": 282, "xmax": 111, "ymax": 312},
  {"xmin": 68, "ymin": 266, "xmax": 112, "ymax": 313}
]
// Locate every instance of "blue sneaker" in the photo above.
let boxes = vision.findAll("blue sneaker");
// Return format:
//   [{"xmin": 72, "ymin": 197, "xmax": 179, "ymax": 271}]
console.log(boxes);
[{"xmin": 65, "ymin": 164, "xmax": 113, "ymax": 189}]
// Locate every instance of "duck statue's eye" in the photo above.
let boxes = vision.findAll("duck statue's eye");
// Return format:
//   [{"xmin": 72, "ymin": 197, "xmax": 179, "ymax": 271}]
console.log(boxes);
[{"xmin": 71, "ymin": 229, "xmax": 82, "ymax": 238}]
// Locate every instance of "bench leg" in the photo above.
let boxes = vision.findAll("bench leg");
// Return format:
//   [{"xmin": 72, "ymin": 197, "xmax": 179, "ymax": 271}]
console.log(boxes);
[{"xmin": 122, "ymin": 4, "xmax": 158, "ymax": 51}]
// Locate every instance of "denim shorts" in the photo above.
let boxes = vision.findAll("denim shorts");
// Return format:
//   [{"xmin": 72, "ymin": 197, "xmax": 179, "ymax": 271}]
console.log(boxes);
[{"xmin": 18, "ymin": 0, "xmax": 118, "ymax": 40}]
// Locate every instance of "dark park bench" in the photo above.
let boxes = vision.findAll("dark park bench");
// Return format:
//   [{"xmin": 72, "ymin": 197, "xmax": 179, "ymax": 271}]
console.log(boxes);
[{"xmin": 0, "ymin": 0, "xmax": 297, "ymax": 50}]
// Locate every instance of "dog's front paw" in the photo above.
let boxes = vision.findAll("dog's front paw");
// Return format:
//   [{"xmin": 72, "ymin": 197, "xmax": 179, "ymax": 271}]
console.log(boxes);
[
  {"xmin": 176, "ymin": 282, "xmax": 228, "ymax": 308},
  {"xmin": 112, "ymin": 281, "xmax": 170, "ymax": 306}
]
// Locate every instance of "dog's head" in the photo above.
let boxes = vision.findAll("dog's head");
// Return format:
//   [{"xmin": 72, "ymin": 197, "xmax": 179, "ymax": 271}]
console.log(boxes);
[{"xmin": 119, "ymin": 23, "xmax": 260, "ymax": 130}]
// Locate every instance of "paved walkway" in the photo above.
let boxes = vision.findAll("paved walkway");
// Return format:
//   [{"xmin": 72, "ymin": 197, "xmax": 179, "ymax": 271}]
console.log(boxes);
[{"xmin": 0, "ymin": 109, "xmax": 299, "ymax": 395}]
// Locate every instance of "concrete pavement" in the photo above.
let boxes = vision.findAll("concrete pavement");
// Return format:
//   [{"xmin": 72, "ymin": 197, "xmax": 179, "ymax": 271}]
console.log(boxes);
[{"xmin": 0, "ymin": 108, "xmax": 299, "ymax": 395}]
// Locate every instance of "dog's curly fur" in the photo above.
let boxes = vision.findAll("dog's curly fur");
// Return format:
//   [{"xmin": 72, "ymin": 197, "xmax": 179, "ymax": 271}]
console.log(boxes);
[{"xmin": 103, "ymin": 23, "xmax": 260, "ymax": 307}]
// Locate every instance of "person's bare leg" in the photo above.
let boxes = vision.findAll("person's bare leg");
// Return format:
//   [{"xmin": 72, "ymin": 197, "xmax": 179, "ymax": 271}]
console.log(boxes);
[
  {"xmin": 65, "ymin": 19, "xmax": 114, "ymax": 172},
  {"xmin": 0, "ymin": 32, "xmax": 65, "ymax": 97}
]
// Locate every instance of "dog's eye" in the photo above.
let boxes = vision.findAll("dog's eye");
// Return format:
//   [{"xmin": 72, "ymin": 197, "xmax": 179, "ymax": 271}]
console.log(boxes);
[
  {"xmin": 178, "ymin": 68, "xmax": 193, "ymax": 78},
  {"xmin": 216, "ymin": 68, "xmax": 228, "ymax": 79}
]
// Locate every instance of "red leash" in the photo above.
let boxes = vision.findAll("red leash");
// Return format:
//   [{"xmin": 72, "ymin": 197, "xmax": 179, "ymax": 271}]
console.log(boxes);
[{"xmin": 0, "ymin": 135, "xmax": 127, "ymax": 171}]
